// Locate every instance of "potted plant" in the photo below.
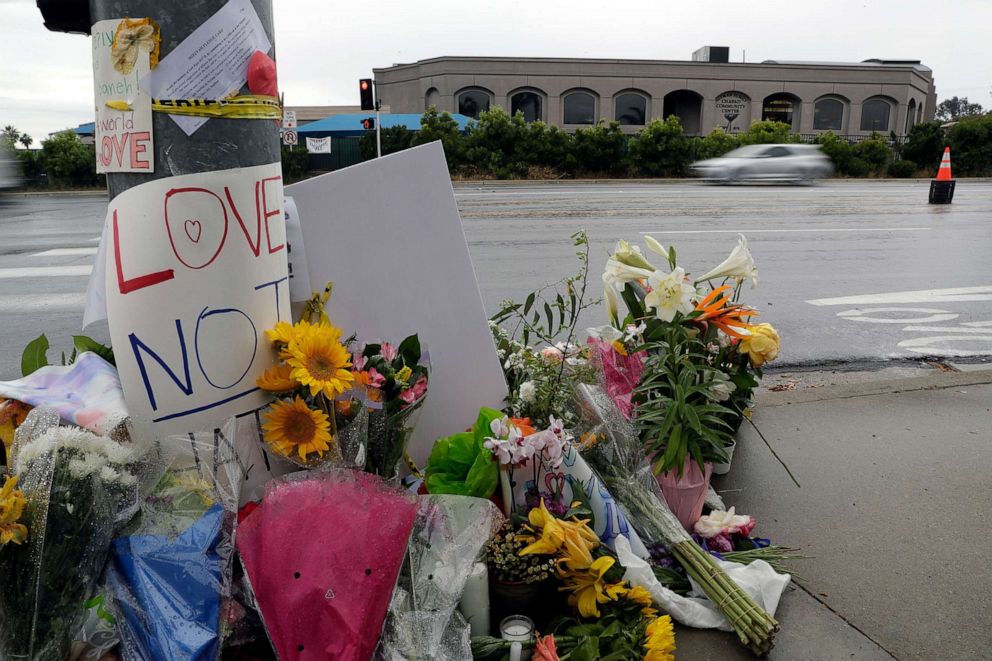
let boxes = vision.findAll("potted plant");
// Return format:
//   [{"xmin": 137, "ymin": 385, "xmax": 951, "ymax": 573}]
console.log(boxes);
[{"xmin": 484, "ymin": 520, "xmax": 556, "ymax": 626}]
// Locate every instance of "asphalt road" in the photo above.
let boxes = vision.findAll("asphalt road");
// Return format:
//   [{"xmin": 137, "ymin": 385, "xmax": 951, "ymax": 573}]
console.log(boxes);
[{"xmin": 0, "ymin": 180, "xmax": 990, "ymax": 379}]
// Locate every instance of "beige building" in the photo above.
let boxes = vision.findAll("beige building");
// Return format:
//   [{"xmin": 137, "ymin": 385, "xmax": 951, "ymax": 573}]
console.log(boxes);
[{"xmin": 373, "ymin": 51, "xmax": 936, "ymax": 138}]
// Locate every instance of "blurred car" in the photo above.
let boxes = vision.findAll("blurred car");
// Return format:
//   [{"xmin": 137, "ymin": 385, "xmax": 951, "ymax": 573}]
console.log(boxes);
[
  {"xmin": 691, "ymin": 144, "xmax": 833, "ymax": 184},
  {"xmin": 0, "ymin": 145, "xmax": 23, "ymax": 191}
]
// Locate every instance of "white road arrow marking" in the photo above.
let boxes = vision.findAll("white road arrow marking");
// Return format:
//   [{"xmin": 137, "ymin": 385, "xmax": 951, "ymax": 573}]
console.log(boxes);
[
  {"xmin": 836, "ymin": 308, "xmax": 959, "ymax": 324},
  {"xmin": 807, "ymin": 286, "xmax": 992, "ymax": 306},
  {"xmin": 898, "ymin": 335, "xmax": 992, "ymax": 356}
]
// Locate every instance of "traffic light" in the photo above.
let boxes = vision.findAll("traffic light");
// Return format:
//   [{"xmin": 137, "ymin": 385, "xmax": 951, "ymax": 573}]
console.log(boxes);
[
  {"xmin": 361, "ymin": 117, "xmax": 375, "ymax": 130},
  {"xmin": 359, "ymin": 78, "xmax": 375, "ymax": 111}
]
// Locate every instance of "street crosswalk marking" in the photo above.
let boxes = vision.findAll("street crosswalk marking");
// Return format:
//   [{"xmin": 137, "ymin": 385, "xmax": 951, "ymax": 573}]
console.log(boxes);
[
  {"xmin": 807, "ymin": 286, "xmax": 992, "ymax": 306},
  {"xmin": 31, "ymin": 247, "xmax": 99, "ymax": 257},
  {"xmin": 642, "ymin": 227, "xmax": 930, "ymax": 235},
  {"xmin": 0, "ymin": 294, "xmax": 86, "ymax": 311},
  {"xmin": 0, "ymin": 265, "xmax": 92, "ymax": 278}
]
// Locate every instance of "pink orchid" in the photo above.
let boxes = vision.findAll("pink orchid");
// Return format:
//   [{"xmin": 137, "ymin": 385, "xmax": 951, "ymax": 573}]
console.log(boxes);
[
  {"xmin": 399, "ymin": 374, "xmax": 427, "ymax": 405},
  {"xmin": 367, "ymin": 367, "xmax": 386, "ymax": 389},
  {"xmin": 380, "ymin": 342, "xmax": 398, "ymax": 361},
  {"xmin": 352, "ymin": 352, "xmax": 367, "ymax": 371}
]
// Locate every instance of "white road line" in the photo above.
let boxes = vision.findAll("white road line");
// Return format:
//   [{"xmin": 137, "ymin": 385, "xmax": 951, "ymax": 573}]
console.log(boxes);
[
  {"xmin": 0, "ymin": 265, "xmax": 93, "ymax": 278},
  {"xmin": 962, "ymin": 320, "xmax": 992, "ymax": 327},
  {"xmin": 901, "ymin": 326, "xmax": 992, "ymax": 334},
  {"xmin": 0, "ymin": 293, "xmax": 86, "ymax": 311},
  {"xmin": 807, "ymin": 286, "xmax": 992, "ymax": 306},
  {"xmin": 88, "ymin": 237, "xmax": 102, "ymax": 242},
  {"xmin": 31, "ymin": 247, "xmax": 99, "ymax": 257},
  {"xmin": 642, "ymin": 227, "xmax": 930, "ymax": 235},
  {"xmin": 898, "ymin": 335, "xmax": 992, "ymax": 356}
]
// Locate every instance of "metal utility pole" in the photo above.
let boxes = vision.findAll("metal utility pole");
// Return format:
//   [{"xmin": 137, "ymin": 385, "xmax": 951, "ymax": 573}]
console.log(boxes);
[
  {"xmin": 37, "ymin": 0, "xmax": 279, "ymax": 201},
  {"xmin": 375, "ymin": 94, "xmax": 382, "ymax": 159}
]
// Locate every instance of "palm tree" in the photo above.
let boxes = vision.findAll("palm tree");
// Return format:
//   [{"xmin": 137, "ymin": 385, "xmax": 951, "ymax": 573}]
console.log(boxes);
[
  {"xmin": 2, "ymin": 125, "xmax": 20, "ymax": 146},
  {"xmin": 18, "ymin": 134, "xmax": 32, "ymax": 149}
]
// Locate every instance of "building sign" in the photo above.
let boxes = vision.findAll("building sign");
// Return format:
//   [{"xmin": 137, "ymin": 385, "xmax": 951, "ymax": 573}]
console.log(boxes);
[{"xmin": 715, "ymin": 92, "xmax": 750, "ymax": 132}]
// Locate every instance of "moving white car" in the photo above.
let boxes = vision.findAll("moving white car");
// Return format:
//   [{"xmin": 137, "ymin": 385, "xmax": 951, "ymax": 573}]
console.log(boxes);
[{"xmin": 691, "ymin": 144, "xmax": 833, "ymax": 184}]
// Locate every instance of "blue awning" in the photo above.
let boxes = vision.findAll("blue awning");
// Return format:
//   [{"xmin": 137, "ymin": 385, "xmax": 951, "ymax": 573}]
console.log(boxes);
[{"xmin": 296, "ymin": 113, "xmax": 471, "ymax": 137}]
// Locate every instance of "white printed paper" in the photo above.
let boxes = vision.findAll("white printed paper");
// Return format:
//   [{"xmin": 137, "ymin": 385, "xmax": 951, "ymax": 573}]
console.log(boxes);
[
  {"xmin": 103, "ymin": 162, "xmax": 289, "ymax": 433},
  {"xmin": 286, "ymin": 142, "xmax": 509, "ymax": 464},
  {"xmin": 91, "ymin": 19, "xmax": 154, "ymax": 173},
  {"xmin": 283, "ymin": 197, "xmax": 312, "ymax": 302},
  {"xmin": 305, "ymin": 137, "xmax": 331, "ymax": 154},
  {"xmin": 141, "ymin": 0, "xmax": 272, "ymax": 135}
]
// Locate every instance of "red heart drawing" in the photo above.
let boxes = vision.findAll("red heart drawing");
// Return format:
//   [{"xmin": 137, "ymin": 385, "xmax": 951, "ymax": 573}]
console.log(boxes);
[
  {"xmin": 184, "ymin": 219, "xmax": 202, "ymax": 243},
  {"xmin": 545, "ymin": 472, "xmax": 565, "ymax": 496}
]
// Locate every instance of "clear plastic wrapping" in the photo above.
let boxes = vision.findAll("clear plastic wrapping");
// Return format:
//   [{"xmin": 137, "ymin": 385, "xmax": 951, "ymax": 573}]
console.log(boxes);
[
  {"xmin": 0, "ymin": 408, "xmax": 141, "ymax": 661},
  {"xmin": 106, "ymin": 417, "xmax": 242, "ymax": 661},
  {"xmin": 376, "ymin": 495, "xmax": 503, "ymax": 660}
]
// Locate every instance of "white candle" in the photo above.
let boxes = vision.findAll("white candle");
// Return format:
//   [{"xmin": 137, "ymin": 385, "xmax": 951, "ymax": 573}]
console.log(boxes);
[
  {"xmin": 500, "ymin": 614, "xmax": 535, "ymax": 641},
  {"xmin": 458, "ymin": 562, "xmax": 490, "ymax": 636}
]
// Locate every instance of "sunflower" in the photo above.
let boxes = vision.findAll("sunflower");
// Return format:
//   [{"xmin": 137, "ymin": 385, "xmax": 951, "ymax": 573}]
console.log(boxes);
[
  {"xmin": 0, "ymin": 475, "xmax": 28, "ymax": 546},
  {"xmin": 261, "ymin": 397, "xmax": 333, "ymax": 461},
  {"xmin": 256, "ymin": 363, "xmax": 298, "ymax": 392},
  {"xmin": 625, "ymin": 584, "xmax": 659, "ymax": 618},
  {"xmin": 642, "ymin": 614, "xmax": 676, "ymax": 661},
  {"xmin": 287, "ymin": 330, "xmax": 354, "ymax": 399}
]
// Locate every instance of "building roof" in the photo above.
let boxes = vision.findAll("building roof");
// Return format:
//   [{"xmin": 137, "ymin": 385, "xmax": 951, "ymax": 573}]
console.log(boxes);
[
  {"xmin": 285, "ymin": 105, "xmax": 392, "ymax": 122},
  {"xmin": 74, "ymin": 122, "xmax": 95, "ymax": 136},
  {"xmin": 296, "ymin": 113, "xmax": 472, "ymax": 136}
]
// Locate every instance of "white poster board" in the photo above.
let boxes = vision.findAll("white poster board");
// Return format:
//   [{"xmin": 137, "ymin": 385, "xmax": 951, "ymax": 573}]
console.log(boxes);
[
  {"xmin": 305, "ymin": 137, "xmax": 331, "ymax": 154},
  {"xmin": 286, "ymin": 142, "xmax": 508, "ymax": 464},
  {"xmin": 91, "ymin": 19, "xmax": 154, "ymax": 173},
  {"xmin": 104, "ymin": 162, "xmax": 289, "ymax": 433}
]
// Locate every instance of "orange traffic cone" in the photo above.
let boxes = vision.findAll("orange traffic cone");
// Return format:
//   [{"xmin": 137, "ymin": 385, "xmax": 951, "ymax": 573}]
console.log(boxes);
[
  {"xmin": 935, "ymin": 147, "xmax": 953, "ymax": 181},
  {"xmin": 929, "ymin": 146, "xmax": 955, "ymax": 204}
]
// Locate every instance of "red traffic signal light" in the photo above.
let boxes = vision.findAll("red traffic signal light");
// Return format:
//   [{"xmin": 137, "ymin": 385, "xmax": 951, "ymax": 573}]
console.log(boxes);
[
  {"xmin": 361, "ymin": 117, "xmax": 375, "ymax": 130},
  {"xmin": 359, "ymin": 78, "xmax": 375, "ymax": 111}
]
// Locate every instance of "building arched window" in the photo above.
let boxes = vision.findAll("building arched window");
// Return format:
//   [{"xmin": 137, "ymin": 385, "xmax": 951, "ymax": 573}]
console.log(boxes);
[
  {"xmin": 510, "ymin": 90, "xmax": 545, "ymax": 122},
  {"xmin": 425, "ymin": 88, "xmax": 439, "ymax": 111},
  {"xmin": 563, "ymin": 91, "xmax": 596, "ymax": 125},
  {"xmin": 813, "ymin": 97, "xmax": 845, "ymax": 131},
  {"xmin": 906, "ymin": 99, "xmax": 917, "ymax": 133},
  {"xmin": 762, "ymin": 93, "xmax": 801, "ymax": 129},
  {"xmin": 457, "ymin": 88, "xmax": 492, "ymax": 119},
  {"xmin": 917, "ymin": 104, "xmax": 924, "ymax": 125},
  {"xmin": 663, "ymin": 90, "xmax": 703, "ymax": 135},
  {"xmin": 615, "ymin": 92, "xmax": 647, "ymax": 125},
  {"xmin": 860, "ymin": 97, "xmax": 893, "ymax": 132}
]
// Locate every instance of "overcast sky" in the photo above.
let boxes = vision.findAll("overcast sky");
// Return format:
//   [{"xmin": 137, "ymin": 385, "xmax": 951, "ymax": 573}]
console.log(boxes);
[{"xmin": 1, "ymin": 0, "xmax": 989, "ymax": 142}]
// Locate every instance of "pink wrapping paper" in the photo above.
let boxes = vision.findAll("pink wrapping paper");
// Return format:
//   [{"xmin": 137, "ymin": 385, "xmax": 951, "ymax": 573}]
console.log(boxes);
[
  {"xmin": 237, "ymin": 471, "xmax": 417, "ymax": 661},
  {"xmin": 588, "ymin": 338, "xmax": 646, "ymax": 421}
]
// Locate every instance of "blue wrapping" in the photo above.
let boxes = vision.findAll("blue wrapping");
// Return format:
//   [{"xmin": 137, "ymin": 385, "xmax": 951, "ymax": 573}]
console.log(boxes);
[{"xmin": 107, "ymin": 504, "xmax": 225, "ymax": 661}]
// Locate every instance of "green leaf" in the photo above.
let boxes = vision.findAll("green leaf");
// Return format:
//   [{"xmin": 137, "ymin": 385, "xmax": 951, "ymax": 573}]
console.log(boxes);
[
  {"xmin": 668, "ymin": 245, "xmax": 677, "ymax": 270},
  {"xmin": 21, "ymin": 334, "xmax": 49, "ymax": 376},
  {"xmin": 544, "ymin": 302, "xmax": 555, "ymax": 334},
  {"xmin": 570, "ymin": 636, "xmax": 601, "ymax": 661},
  {"xmin": 523, "ymin": 292, "xmax": 536, "ymax": 314},
  {"xmin": 72, "ymin": 335, "xmax": 115, "ymax": 365},
  {"xmin": 397, "ymin": 334, "xmax": 422, "ymax": 364}
]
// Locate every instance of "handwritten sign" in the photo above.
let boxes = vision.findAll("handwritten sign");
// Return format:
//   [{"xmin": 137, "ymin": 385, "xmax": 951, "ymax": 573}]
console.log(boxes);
[
  {"xmin": 305, "ymin": 137, "xmax": 331, "ymax": 154},
  {"xmin": 104, "ymin": 162, "xmax": 289, "ymax": 432},
  {"xmin": 91, "ymin": 19, "xmax": 154, "ymax": 173}
]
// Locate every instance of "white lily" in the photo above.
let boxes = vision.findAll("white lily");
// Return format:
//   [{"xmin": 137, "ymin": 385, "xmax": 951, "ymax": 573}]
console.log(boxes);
[
  {"xmin": 644, "ymin": 267, "xmax": 696, "ymax": 322},
  {"xmin": 604, "ymin": 284, "xmax": 620, "ymax": 326},
  {"xmin": 610, "ymin": 239, "xmax": 656, "ymax": 270},
  {"xmin": 643, "ymin": 235, "xmax": 668, "ymax": 259},
  {"xmin": 695, "ymin": 234, "xmax": 758, "ymax": 288},
  {"xmin": 708, "ymin": 370, "xmax": 736, "ymax": 402},
  {"xmin": 587, "ymin": 324, "xmax": 624, "ymax": 343},
  {"xmin": 602, "ymin": 258, "xmax": 654, "ymax": 288}
]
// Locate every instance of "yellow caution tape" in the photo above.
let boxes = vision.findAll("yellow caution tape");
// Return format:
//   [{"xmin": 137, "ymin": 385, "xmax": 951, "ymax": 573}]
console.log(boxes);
[{"xmin": 105, "ymin": 95, "xmax": 281, "ymax": 119}]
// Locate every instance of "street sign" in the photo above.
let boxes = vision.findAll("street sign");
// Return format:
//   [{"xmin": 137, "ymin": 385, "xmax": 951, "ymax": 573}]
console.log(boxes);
[
  {"xmin": 282, "ymin": 129, "xmax": 298, "ymax": 146},
  {"xmin": 282, "ymin": 109, "xmax": 297, "ymax": 129}
]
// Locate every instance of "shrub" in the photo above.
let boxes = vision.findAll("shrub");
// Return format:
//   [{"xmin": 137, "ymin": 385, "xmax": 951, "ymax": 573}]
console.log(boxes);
[
  {"xmin": 697, "ymin": 128, "xmax": 740, "ymax": 160},
  {"xmin": 887, "ymin": 159, "xmax": 917, "ymax": 178},
  {"xmin": 280, "ymin": 146, "xmax": 310, "ymax": 182},
  {"xmin": 901, "ymin": 121, "xmax": 945, "ymax": 173},
  {"xmin": 358, "ymin": 125, "xmax": 414, "ymax": 160},
  {"xmin": 39, "ymin": 130, "xmax": 102, "ymax": 187},
  {"xmin": 463, "ymin": 107, "xmax": 530, "ymax": 178},
  {"xmin": 814, "ymin": 131, "xmax": 853, "ymax": 174},
  {"xmin": 573, "ymin": 121, "xmax": 628, "ymax": 175},
  {"xmin": 739, "ymin": 121, "xmax": 795, "ymax": 145},
  {"xmin": 946, "ymin": 114, "xmax": 992, "ymax": 176},
  {"xmin": 626, "ymin": 116, "xmax": 693, "ymax": 177},
  {"xmin": 413, "ymin": 108, "xmax": 465, "ymax": 166},
  {"xmin": 844, "ymin": 157, "xmax": 869, "ymax": 177},
  {"xmin": 851, "ymin": 134, "xmax": 893, "ymax": 174}
]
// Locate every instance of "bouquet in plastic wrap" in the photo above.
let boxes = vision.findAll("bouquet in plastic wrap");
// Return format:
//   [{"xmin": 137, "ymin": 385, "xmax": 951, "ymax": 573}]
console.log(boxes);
[
  {"xmin": 106, "ymin": 418, "xmax": 242, "ymax": 661},
  {"xmin": 355, "ymin": 335, "xmax": 430, "ymax": 479},
  {"xmin": 377, "ymin": 495, "xmax": 503, "ymax": 659},
  {"xmin": 0, "ymin": 408, "xmax": 140, "ymax": 661},
  {"xmin": 573, "ymin": 383, "xmax": 780, "ymax": 656},
  {"xmin": 237, "ymin": 469, "xmax": 417, "ymax": 660}
]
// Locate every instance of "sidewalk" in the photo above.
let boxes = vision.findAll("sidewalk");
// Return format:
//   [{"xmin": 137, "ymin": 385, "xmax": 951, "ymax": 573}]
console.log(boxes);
[{"xmin": 675, "ymin": 367, "xmax": 992, "ymax": 660}]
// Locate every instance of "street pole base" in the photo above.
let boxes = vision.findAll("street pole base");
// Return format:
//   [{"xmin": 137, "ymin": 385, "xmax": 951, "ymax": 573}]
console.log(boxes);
[{"xmin": 928, "ymin": 179, "xmax": 955, "ymax": 204}]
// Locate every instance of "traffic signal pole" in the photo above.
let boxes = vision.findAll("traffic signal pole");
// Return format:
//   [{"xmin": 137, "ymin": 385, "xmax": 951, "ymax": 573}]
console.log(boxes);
[{"xmin": 375, "ymin": 95, "xmax": 382, "ymax": 159}]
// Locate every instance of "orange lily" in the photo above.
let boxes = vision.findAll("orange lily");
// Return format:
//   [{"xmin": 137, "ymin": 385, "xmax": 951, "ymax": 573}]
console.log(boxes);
[{"xmin": 692, "ymin": 286, "xmax": 756, "ymax": 339}]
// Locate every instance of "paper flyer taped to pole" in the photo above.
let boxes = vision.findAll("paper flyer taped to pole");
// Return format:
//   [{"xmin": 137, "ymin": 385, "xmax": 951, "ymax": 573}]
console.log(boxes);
[
  {"xmin": 91, "ymin": 19, "xmax": 154, "ymax": 173},
  {"xmin": 140, "ymin": 0, "xmax": 272, "ymax": 135},
  {"xmin": 103, "ymin": 162, "xmax": 289, "ymax": 432}
]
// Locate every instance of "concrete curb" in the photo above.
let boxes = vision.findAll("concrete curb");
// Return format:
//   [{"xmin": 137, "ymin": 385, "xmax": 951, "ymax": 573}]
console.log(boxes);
[
  {"xmin": 756, "ymin": 367, "xmax": 992, "ymax": 407},
  {"xmin": 1, "ymin": 190, "xmax": 107, "ymax": 198}
]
